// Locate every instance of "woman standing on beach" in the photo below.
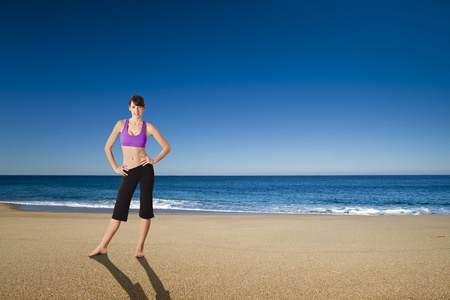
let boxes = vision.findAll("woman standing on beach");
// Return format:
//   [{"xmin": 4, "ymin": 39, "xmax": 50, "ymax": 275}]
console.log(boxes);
[{"xmin": 89, "ymin": 95, "xmax": 171, "ymax": 258}]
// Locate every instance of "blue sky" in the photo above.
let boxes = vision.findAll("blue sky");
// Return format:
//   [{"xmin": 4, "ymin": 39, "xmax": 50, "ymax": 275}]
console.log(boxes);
[{"xmin": 1, "ymin": 0, "xmax": 449, "ymax": 175}]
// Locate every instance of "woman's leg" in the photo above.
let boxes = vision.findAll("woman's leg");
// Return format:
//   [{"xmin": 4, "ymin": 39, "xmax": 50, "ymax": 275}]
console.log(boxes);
[
  {"xmin": 135, "ymin": 218, "xmax": 151, "ymax": 257},
  {"xmin": 89, "ymin": 218, "xmax": 121, "ymax": 256},
  {"xmin": 136, "ymin": 165, "xmax": 155, "ymax": 257}
]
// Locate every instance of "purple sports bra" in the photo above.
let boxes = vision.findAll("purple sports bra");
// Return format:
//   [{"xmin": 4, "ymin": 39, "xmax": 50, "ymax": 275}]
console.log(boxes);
[{"xmin": 120, "ymin": 119, "xmax": 147, "ymax": 148}]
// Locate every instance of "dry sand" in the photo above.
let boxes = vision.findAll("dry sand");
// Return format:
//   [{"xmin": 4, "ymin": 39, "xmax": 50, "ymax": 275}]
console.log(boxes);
[{"xmin": 0, "ymin": 203, "xmax": 449, "ymax": 299}]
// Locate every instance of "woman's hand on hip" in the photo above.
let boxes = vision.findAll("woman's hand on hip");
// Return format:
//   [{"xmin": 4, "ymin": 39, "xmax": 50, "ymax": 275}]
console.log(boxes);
[
  {"xmin": 140, "ymin": 155, "xmax": 155, "ymax": 166},
  {"xmin": 115, "ymin": 165, "xmax": 129, "ymax": 176}
]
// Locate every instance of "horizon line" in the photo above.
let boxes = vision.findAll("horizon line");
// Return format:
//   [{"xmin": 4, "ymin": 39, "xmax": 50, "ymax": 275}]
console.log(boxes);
[{"xmin": 1, "ymin": 174, "xmax": 449, "ymax": 177}]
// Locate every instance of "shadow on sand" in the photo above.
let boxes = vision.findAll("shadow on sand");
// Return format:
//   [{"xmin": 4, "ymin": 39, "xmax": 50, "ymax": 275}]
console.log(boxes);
[
  {"xmin": 91, "ymin": 255, "xmax": 170, "ymax": 300},
  {"xmin": 137, "ymin": 256, "xmax": 171, "ymax": 300}
]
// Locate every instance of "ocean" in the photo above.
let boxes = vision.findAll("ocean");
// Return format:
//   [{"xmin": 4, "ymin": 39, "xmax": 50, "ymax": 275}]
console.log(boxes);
[{"xmin": 0, "ymin": 175, "xmax": 449, "ymax": 215}]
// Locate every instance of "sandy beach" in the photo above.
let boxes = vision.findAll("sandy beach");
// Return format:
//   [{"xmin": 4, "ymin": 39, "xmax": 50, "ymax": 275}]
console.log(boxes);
[{"xmin": 0, "ymin": 203, "xmax": 449, "ymax": 299}]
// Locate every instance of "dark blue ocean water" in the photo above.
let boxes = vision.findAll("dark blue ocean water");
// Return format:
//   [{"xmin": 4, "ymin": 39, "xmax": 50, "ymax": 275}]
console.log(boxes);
[{"xmin": 0, "ymin": 175, "xmax": 449, "ymax": 215}]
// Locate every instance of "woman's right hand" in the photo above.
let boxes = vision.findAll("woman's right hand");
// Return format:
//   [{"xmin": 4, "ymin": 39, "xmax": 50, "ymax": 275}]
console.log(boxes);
[{"xmin": 115, "ymin": 165, "xmax": 129, "ymax": 176}]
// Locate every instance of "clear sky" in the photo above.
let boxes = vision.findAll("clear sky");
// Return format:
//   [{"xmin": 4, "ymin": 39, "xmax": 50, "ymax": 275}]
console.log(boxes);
[{"xmin": 1, "ymin": 0, "xmax": 449, "ymax": 175}]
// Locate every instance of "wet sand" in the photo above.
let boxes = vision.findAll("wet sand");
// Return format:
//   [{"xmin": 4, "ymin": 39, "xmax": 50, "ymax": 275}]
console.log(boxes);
[{"xmin": 0, "ymin": 203, "xmax": 449, "ymax": 299}]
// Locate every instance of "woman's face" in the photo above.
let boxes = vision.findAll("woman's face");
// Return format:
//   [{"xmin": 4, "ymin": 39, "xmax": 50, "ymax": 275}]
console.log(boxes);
[{"xmin": 129, "ymin": 102, "xmax": 145, "ymax": 117}]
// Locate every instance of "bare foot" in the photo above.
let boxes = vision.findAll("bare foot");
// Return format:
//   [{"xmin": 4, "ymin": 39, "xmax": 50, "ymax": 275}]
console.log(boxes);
[
  {"xmin": 89, "ymin": 246, "xmax": 107, "ymax": 257},
  {"xmin": 135, "ymin": 247, "xmax": 144, "ymax": 258}
]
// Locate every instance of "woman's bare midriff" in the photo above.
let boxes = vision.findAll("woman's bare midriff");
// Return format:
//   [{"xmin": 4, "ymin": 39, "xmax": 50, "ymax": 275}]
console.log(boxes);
[{"xmin": 122, "ymin": 146, "xmax": 148, "ymax": 169}]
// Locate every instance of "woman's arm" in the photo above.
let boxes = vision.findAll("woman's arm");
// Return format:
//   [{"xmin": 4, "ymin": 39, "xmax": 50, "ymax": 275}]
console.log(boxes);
[
  {"xmin": 105, "ymin": 120, "xmax": 128, "ymax": 175},
  {"xmin": 141, "ymin": 123, "xmax": 171, "ymax": 165}
]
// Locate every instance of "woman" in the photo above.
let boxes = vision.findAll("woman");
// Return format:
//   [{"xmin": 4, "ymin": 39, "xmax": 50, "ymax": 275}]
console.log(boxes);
[{"xmin": 89, "ymin": 95, "xmax": 171, "ymax": 258}]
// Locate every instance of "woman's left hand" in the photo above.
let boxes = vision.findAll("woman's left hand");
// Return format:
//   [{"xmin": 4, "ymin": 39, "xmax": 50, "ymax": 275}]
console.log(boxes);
[{"xmin": 140, "ymin": 155, "xmax": 155, "ymax": 166}]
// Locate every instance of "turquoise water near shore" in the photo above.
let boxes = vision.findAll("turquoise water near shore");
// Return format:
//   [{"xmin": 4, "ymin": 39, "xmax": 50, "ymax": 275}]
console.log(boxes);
[{"xmin": 0, "ymin": 175, "xmax": 449, "ymax": 215}]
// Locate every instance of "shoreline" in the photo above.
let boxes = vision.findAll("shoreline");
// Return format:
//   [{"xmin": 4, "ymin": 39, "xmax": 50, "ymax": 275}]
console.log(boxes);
[
  {"xmin": 9, "ymin": 203, "xmax": 271, "ymax": 215},
  {"xmin": 1, "ymin": 203, "xmax": 449, "ymax": 299},
  {"xmin": 4, "ymin": 202, "xmax": 449, "ymax": 216}
]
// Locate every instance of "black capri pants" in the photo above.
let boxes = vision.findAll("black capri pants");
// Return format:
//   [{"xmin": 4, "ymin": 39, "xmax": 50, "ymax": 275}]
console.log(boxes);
[{"xmin": 112, "ymin": 164, "xmax": 154, "ymax": 222}]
